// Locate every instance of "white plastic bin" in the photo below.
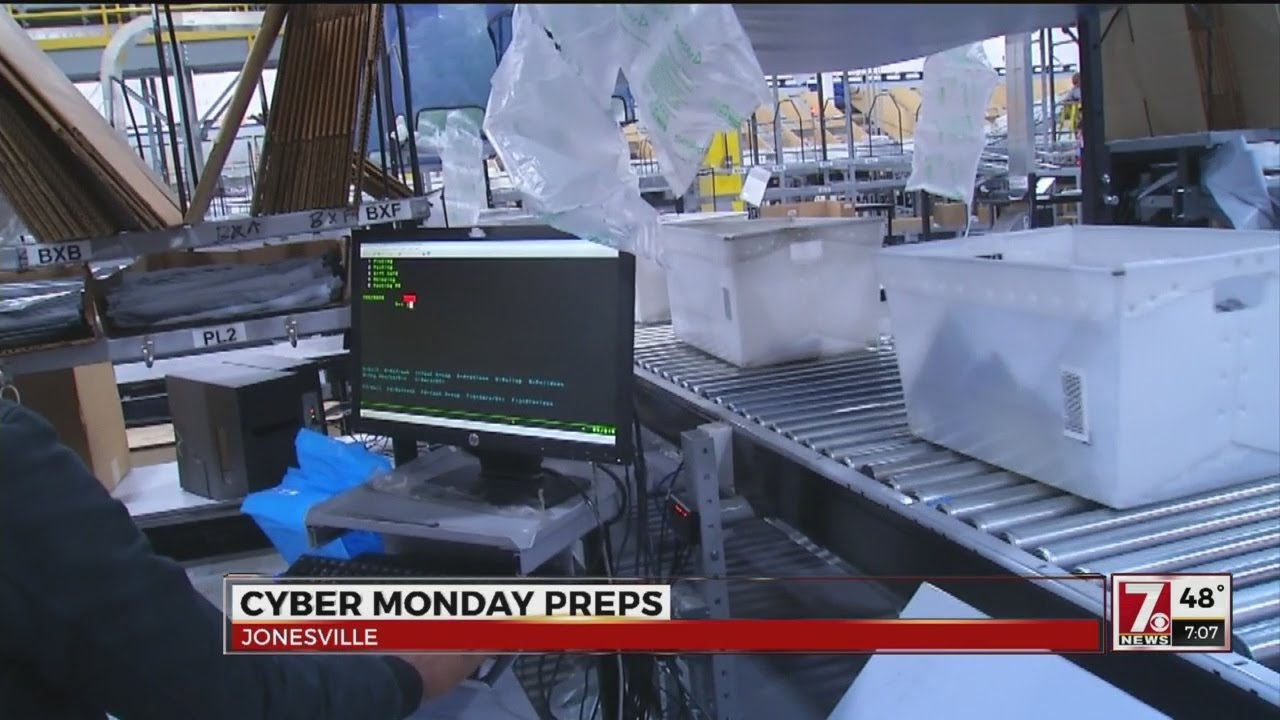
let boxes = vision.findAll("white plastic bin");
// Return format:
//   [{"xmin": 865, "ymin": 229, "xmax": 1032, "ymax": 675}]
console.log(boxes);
[
  {"xmin": 634, "ymin": 256, "xmax": 671, "ymax": 324},
  {"xmin": 878, "ymin": 225, "xmax": 1280, "ymax": 509},
  {"xmin": 664, "ymin": 215, "xmax": 886, "ymax": 367},
  {"xmin": 635, "ymin": 212, "xmax": 748, "ymax": 324}
]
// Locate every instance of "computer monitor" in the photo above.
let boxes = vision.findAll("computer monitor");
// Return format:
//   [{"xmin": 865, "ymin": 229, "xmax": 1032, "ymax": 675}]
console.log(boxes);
[{"xmin": 349, "ymin": 225, "xmax": 636, "ymax": 507}]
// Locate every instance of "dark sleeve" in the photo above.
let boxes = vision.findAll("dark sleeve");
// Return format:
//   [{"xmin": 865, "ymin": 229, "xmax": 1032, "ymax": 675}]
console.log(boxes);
[{"xmin": 0, "ymin": 401, "xmax": 422, "ymax": 720}]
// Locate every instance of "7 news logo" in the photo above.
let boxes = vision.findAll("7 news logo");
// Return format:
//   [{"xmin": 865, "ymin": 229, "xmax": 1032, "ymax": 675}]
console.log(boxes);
[
  {"xmin": 1116, "ymin": 580, "xmax": 1172, "ymax": 647},
  {"xmin": 1111, "ymin": 573, "xmax": 1231, "ymax": 653}
]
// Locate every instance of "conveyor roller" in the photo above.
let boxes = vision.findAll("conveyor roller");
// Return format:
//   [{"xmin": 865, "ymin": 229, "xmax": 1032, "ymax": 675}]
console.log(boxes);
[{"xmin": 633, "ymin": 325, "xmax": 1280, "ymax": 665}]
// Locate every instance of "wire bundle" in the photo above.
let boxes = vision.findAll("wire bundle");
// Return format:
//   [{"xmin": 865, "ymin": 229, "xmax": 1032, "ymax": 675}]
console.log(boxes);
[{"xmin": 518, "ymin": 414, "xmax": 709, "ymax": 720}]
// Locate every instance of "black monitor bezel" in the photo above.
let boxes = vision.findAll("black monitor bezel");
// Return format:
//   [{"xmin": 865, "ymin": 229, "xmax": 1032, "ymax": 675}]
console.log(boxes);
[{"xmin": 349, "ymin": 224, "xmax": 636, "ymax": 465}]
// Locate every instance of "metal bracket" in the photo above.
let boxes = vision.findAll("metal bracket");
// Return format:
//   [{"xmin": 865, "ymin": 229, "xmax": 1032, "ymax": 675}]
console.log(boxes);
[
  {"xmin": 285, "ymin": 316, "xmax": 300, "ymax": 347},
  {"xmin": 141, "ymin": 336, "xmax": 156, "ymax": 368},
  {"xmin": 681, "ymin": 423, "xmax": 741, "ymax": 720},
  {"xmin": 0, "ymin": 361, "xmax": 19, "ymax": 404}
]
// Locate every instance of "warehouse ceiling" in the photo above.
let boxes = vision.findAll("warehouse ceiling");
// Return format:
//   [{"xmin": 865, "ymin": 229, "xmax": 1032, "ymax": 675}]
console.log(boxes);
[{"xmin": 732, "ymin": 3, "xmax": 1087, "ymax": 75}]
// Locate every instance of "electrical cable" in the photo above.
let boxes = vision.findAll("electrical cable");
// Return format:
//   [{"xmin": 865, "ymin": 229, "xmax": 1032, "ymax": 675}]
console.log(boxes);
[
  {"xmin": 578, "ymin": 661, "xmax": 593, "ymax": 720},
  {"xmin": 651, "ymin": 462, "xmax": 684, "ymax": 578},
  {"xmin": 552, "ymin": 473, "xmax": 628, "ymax": 720},
  {"xmin": 631, "ymin": 414, "xmax": 654, "ymax": 577},
  {"xmin": 592, "ymin": 464, "xmax": 629, "ymax": 527},
  {"xmin": 163, "ymin": 4, "xmax": 201, "ymax": 199},
  {"xmin": 535, "ymin": 654, "xmax": 553, "ymax": 718},
  {"xmin": 616, "ymin": 466, "xmax": 634, "ymax": 571}
]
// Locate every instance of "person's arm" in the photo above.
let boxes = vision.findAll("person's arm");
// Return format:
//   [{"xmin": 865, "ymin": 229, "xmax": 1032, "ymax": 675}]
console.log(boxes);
[{"xmin": 0, "ymin": 401, "xmax": 422, "ymax": 720}]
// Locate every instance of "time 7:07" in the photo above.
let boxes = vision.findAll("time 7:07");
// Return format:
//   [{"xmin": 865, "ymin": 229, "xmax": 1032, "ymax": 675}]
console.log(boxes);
[{"xmin": 1184, "ymin": 624, "xmax": 1219, "ymax": 639}]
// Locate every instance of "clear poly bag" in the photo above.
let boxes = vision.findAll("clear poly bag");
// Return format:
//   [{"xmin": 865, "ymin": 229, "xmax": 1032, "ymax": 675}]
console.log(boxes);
[
  {"xmin": 906, "ymin": 43, "xmax": 1000, "ymax": 208},
  {"xmin": 618, "ymin": 4, "xmax": 770, "ymax": 196},
  {"xmin": 534, "ymin": 3, "xmax": 624, "ymax": 107},
  {"xmin": 1202, "ymin": 137, "xmax": 1279, "ymax": 231},
  {"xmin": 483, "ymin": 4, "xmax": 769, "ymax": 264},
  {"xmin": 484, "ymin": 4, "xmax": 663, "ymax": 262},
  {"xmin": 439, "ymin": 109, "xmax": 488, "ymax": 226}
]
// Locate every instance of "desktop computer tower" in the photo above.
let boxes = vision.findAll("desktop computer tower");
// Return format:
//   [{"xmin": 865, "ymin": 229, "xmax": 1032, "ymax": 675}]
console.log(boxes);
[
  {"xmin": 167, "ymin": 363, "xmax": 324, "ymax": 501},
  {"xmin": 221, "ymin": 353, "xmax": 327, "ymax": 423}
]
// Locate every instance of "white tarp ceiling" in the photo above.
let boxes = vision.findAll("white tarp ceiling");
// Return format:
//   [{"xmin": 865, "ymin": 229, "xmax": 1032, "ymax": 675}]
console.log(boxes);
[{"xmin": 732, "ymin": 3, "xmax": 1087, "ymax": 75}]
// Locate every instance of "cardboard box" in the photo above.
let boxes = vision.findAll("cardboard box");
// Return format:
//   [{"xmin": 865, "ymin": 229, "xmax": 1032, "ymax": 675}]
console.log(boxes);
[
  {"xmin": 12, "ymin": 362, "xmax": 131, "ymax": 490},
  {"xmin": 0, "ymin": 261, "xmax": 100, "ymax": 357},
  {"xmin": 89, "ymin": 238, "xmax": 347, "ymax": 338},
  {"xmin": 760, "ymin": 200, "xmax": 857, "ymax": 219},
  {"xmin": 1102, "ymin": 5, "xmax": 1280, "ymax": 141},
  {"xmin": 887, "ymin": 217, "xmax": 924, "ymax": 236},
  {"xmin": 930, "ymin": 202, "xmax": 970, "ymax": 229}
]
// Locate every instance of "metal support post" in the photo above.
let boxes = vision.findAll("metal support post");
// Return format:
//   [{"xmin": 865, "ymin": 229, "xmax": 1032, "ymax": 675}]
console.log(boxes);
[
  {"xmin": 816, "ymin": 73, "xmax": 829, "ymax": 162},
  {"xmin": 178, "ymin": 50, "xmax": 205, "ymax": 185},
  {"xmin": 841, "ymin": 70, "xmax": 855, "ymax": 160},
  {"xmin": 1076, "ymin": 6, "xmax": 1114, "ymax": 224},
  {"xmin": 770, "ymin": 76, "xmax": 784, "ymax": 172},
  {"xmin": 391, "ymin": 437, "xmax": 418, "ymax": 466},
  {"xmin": 394, "ymin": 4, "xmax": 423, "ymax": 196},
  {"xmin": 1005, "ymin": 34, "xmax": 1036, "ymax": 192},
  {"xmin": 919, "ymin": 191, "xmax": 933, "ymax": 238},
  {"xmin": 681, "ymin": 424, "xmax": 740, "ymax": 720}
]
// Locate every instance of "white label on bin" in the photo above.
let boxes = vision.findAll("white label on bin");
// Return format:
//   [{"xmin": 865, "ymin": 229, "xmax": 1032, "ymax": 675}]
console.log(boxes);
[
  {"xmin": 193, "ymin": 323, "xmax": 248, "ymax": 349},
  {"xmin": 1061, "ymin": 367, "xmax": 1091, "ymax": 443},
  {"xmin": 26, "ymin": 240, "xmax": 91, "ymax": 267},
  {"xmin": 789, "ymin": 240, "xmax": 824, "ymax": 263},
  {"xmin": 740, "ymin": 166, "xmax": 772, "ymax": 207}
]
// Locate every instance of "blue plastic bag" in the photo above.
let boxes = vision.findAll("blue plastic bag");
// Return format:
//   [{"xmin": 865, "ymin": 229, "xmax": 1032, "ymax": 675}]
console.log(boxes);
[{"xmin": 241, "ymin": 430, "xmax": 392, "ymax": 564}]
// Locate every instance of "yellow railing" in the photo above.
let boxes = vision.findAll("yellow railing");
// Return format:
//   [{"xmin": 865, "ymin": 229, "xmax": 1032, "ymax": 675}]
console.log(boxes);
[
  {"xmin": 6, "ymin": 4, "xmax": 261, "ymax": 28},
  {"xmin": 6, "ymin": 4, "xmax": 265, "ymax": 51}
]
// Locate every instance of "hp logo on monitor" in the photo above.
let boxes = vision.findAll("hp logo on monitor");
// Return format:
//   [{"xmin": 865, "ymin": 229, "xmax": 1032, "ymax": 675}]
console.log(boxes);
[{"xmin": 467, "ymin": 433, "xmax": 480, "ymax": 447}]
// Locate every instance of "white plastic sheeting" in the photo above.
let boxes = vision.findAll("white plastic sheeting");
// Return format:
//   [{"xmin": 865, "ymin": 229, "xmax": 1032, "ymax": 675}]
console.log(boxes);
[
  {"xmin": 1203, "ymin": 137, "xmax": 1280, "ymax": 231},
  {"xmin": 906, "ymin": 44, "xmax": 1001, "ymax": 208},
  {"xmin": 436, "ymin": 109, "xmax": 488, "ymax": 227},
  {"xmin": 483, "ymin": 4, "xmax": 768, "ymax": 263}
]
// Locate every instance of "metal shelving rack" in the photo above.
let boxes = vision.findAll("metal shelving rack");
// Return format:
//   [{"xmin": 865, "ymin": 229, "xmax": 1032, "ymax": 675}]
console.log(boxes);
[
  {"xmin": 0, "ymin": 196, "xmax": 431, "ymax": 272},
  {"xmin": 0, "ymin": 197, "xmax": 429, "ymax": 376}
]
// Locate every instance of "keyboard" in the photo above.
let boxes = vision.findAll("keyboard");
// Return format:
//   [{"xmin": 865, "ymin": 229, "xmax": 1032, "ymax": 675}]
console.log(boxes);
[
  {"xmin": 282, "ymin": 553, "xmax": 443, "ymax": 578},
  {"xmin": 282, "ymin": 553, "xmax": 515, "ymax": 685}
]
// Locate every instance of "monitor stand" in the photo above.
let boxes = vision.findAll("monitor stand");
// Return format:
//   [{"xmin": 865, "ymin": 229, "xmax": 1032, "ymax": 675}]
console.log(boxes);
[{"xmin": 427, "ymin": 449, "xmax": 583, "ymax": 510}]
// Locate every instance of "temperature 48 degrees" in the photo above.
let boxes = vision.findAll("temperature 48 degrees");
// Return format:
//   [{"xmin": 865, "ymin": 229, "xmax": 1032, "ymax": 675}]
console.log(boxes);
[{"xmin": 1180, "ymin": 584, "xmax": 1224, "ymax": 609}]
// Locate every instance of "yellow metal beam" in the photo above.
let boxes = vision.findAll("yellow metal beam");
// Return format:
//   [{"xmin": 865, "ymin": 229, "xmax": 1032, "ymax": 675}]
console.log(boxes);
[
  {"xmin": 8, "ymin": 3, "xmax": 259, "ymax": 51},
  {"xmin": 6, "ymin": 3, "xmax": 256, "ymax": 25},
  {"xmin": 698, "ymin": 132, "xmax": 745, "ymax": 212},
  {"xmin": 33, "ymin": 29, "xmax": 256, "ymax": 52}
]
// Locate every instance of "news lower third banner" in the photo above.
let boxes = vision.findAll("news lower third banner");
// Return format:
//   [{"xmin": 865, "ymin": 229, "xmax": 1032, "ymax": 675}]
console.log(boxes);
[{"xmin": 223, "ymin": 576, "xmax": 1108, "ymax": 654}]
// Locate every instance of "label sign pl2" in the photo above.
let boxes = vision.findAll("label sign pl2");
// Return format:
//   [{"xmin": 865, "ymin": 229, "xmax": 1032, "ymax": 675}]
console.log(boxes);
[
  {"xmin": 28, "ymin": 241, "xmax": 91, "ymax": 266},
  {"xmin": 193, "ymin": 323, "xmax": 248, "ymax": 348}
]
